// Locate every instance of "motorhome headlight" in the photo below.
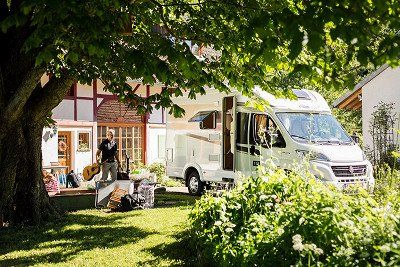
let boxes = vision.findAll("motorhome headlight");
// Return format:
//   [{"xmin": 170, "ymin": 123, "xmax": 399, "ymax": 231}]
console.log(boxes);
[
  {"xmin": 366, "ymin": 163, "xmax": 373, "ymax": 177},
  {"xmin": 362, "ymin": 151, "xmax": 367, "ymax": 161},
  {"xmin": 295, "ymin": 150, "xmax": 330, "ymax": 161}
]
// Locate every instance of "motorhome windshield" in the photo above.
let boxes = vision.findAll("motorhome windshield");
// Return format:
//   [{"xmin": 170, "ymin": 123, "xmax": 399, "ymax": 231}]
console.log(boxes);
[{"xmin": 276, "ymin": 112, "xmax": 353, "ymax": 144}]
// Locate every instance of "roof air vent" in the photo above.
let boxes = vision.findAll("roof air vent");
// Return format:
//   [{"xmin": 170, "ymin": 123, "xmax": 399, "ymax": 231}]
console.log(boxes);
[{"xmin": 292, "ymin": 89, "xmax": 311, "ymax": 100}]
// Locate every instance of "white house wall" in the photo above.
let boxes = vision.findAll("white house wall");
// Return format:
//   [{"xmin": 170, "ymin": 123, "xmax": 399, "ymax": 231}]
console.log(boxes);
[
  {"xmin": 97, "ymin": 80, "xmax": 113, "ymax": 95},
  {"xmin": 97, "ymin": 98, "xmax": 103, "ymax": 107},
  {"xmin": 41, "ymin": 128, "xmax": 58, "ymax": 166},
  {"xmin": 77, "ymin": 99, "xmax": 93, "ymax": 121},
  {"xmin": 52, "ymin": 100, "xmax": 74, "ymax": 120},
  {"xmin": 362, "ymin": 66, "xmax": 400, "ymax": 150},
  {"xmin": 77, "ymin": 83, "xmax": 93, "ymax": 98},
  {"xmin": 146, "ymin": 125, "xmax": 166, "ymax": 164},
  {"xmin": 148, "ymin": 105, "xmax": 164, "ymax": 124}
]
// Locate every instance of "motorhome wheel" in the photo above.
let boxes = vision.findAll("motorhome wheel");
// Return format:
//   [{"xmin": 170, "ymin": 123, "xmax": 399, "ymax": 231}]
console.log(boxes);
[{"xmin": 187, "ymin": 171, "xmax": 204, "ymax": 196}]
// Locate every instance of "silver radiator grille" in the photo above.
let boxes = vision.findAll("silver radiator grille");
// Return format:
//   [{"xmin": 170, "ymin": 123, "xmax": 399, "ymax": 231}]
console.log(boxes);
[{"xmin": 331, "ymin": 165, "xmax": 366, "ymax": 177}]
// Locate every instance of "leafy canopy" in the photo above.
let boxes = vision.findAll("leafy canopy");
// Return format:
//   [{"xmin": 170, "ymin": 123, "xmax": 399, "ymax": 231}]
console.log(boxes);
[{"xmin": 2, "ymin": 0, "xmax": 400, "ymax": 116}]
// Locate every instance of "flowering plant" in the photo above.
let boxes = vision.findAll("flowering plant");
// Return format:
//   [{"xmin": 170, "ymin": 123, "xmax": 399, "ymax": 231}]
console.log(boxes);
[{"xmin": 190, "ymin": 163, "xmax": 400, "ymax": 266}]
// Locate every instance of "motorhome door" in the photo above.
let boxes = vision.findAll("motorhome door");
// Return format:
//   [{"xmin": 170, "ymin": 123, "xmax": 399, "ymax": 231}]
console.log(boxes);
[
  {"xmin": 222, "ymin": 96, "xmax": 235, "ymax": 171},
  {"xmin": 235, "ymin": 111, "xmax": 252, "ymax": 176},
  {"xmin": 248, "ymin": 113, "xmax": 287, "ymax": 174}
]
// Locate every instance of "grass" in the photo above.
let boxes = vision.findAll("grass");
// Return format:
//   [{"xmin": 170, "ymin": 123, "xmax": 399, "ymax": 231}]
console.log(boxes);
[{"xmin": 0, "ymin": 193, "xmax": 199, "ymax": 267}]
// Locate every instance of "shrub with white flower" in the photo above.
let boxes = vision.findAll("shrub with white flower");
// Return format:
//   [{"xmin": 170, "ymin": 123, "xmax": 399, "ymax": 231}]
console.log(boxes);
[{"xmin": 190, "ymin": 164, "xmax": 400, "ymax": 266}]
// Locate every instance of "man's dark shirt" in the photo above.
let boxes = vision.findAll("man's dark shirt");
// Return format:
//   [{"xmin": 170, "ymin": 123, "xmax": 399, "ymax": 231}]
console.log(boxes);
[{"xmin": 98, "ymin": 139, "xmax": 118, "ymax": 163}]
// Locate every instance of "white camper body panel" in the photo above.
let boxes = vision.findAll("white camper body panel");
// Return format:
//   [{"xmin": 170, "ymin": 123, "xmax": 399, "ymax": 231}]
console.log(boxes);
[{"xmin": 166, "ymin": 90, "xmax": 236, "ymax": 183}]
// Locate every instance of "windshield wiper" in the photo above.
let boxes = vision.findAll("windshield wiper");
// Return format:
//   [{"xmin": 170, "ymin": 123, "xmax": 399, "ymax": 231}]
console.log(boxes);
[
  {"xmin": 317, "ymin": 140, "xmax": 337, "ymax": 145},
  {"xmin": 339, "ymin": 141, "xmax": 353, "ymax": 145},
  {"xmin": 290, "ymin": 134, "xmax": 315, "ymax": 143}
]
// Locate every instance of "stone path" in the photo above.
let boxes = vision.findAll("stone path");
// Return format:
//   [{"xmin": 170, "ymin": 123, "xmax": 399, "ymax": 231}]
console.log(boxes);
[{"xmin": 165, "ymin": 187, "xmax": 189, "ymax": 194}]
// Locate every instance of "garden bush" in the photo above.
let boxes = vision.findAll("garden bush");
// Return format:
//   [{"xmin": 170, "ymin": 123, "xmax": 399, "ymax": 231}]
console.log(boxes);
[
  {"xmin": 132, "ymin": 162, "xmax": 183, "ymax": 187},
  {"xmin": 374, "ymin": 164, "xmax": 400, "ymax": 209},
  {"xmin": 190, "ymin": 166, "xmax": 400, "ymax": 266}
]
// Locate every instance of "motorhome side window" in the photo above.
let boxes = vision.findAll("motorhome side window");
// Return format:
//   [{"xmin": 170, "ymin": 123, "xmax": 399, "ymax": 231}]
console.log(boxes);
[
  {"xmin": 250, "ymin": 114, "xmax": 286, "ymax": 148},
  {"xmin": 236, "ymin": 112, "xmax": 249, "ymax": 144},
  {"xmin": 188, "ymin": 111, "xmax": 217, "ymax": 129}
]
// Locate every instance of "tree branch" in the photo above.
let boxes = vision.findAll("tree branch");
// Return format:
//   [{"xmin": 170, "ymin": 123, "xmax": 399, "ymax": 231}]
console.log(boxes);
[
  {"xmin": 29, "ymin": 74, "xmax": 75, "ymax": 120},
  {"xmin": 0, "ymin": 0, "xmax": 8, "ymax": 20},
  {"xmin": 10, "ymin": 0, "xmax": 22, "ymax": 13},
  {"xmin": 0, "ymin": 66, "xmax": 45, "ymax": 126}
]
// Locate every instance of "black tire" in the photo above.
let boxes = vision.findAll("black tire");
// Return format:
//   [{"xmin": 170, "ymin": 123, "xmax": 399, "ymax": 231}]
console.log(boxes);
[{"xmin": 187, "ymin": 170, "xmax": 204, "ymax": 196}]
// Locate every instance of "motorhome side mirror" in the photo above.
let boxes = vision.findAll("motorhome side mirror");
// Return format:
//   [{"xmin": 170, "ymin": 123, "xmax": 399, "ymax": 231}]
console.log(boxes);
[
  {"xmin": 351, "ymin": 134, "xmax": 360, "ymax": 144},
  {"xmin": 272, "ymin": 131, "xmax": 286, "ymax": 148}
]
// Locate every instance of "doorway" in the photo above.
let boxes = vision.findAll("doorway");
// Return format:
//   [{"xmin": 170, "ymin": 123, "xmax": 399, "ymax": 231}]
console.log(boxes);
[
  {"xmin": 58, "ymin": 131, "xmax": 71, "ymax": 173},
  {"xmin": 222, "ymin": 96, "xmax": 234, "ymax": 170}
]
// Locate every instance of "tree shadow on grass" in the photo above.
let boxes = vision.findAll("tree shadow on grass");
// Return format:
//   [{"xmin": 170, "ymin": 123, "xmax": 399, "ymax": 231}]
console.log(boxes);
[
  {"xmin": 137, "ymin": 230, "xmax": 213, "ymax": 267},
  {"xmin": 0, "ymin": 212, "xmax": 151, "ymax": 266},
  {"xmin": 154, "ymin": 192, "xmax": 199, "ymax": 209}
]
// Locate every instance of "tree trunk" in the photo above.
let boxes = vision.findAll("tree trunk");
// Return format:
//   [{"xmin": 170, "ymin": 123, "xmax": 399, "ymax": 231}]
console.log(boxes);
[
  {"xmin": 0, "ymin": 2, "xmax": 77, "ymax": 225},
  {"xmin": 0, "ymin": 115, "xmax": 61, "ymax": 225},
  {"xmin": 0, "ymin": 73, "xmax": 75, "ymax": 226}
]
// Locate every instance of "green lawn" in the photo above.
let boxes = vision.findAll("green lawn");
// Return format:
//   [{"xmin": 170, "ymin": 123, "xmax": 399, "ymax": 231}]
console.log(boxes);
[{"xmin": 0, "ymin": 193, "xmax": 198, "ymax": 266}]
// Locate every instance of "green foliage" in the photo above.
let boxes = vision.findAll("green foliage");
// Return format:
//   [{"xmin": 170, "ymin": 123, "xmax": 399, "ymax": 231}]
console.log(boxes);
[
  {"xmin": 367, "ymin": 102, "xmax": 399, "ymax": 168},
  {"xmin": 374, "ymin": 165, "xmax": 400, "ymax": 210},
  {"xmin": 131, "ymin": 162, "xmax": 183, "ymax": 186},
  {"xmin": 190, "ymin": 167, "xmax": 400, "ymax": 266},
  {"xmin": 2, "ymin": 1, "xmax": 400, "ymax": 117},
  {"xmin": 146, "ymin": 162, "xmax": 166, "ymax": 182},
  {"xmin": 147, "ymin": 162, "xmax": 184, "ymax": 186},
  {"xmin": 333, "ymin": 108, "xmax": 362, "ymax": 137}
]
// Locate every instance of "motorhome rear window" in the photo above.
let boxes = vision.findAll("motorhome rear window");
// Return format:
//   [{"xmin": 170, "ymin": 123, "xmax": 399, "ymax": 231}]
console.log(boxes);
[
  {"xmin": 189, "ymin": 111, "xmax": 215, "ymax": 122},
  {"xmin": 189, "ymin": 111, "xmax": 217, "ymax": 129}
]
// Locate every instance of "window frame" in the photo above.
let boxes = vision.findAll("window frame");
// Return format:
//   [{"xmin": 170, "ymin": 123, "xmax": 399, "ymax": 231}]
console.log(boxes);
[
  {"xmin": 77, "ymin": 131, "xmax": 91, "ymax": 151},
  {"xmin": 236, "ymin": 112, "xmax": 250, "ymax": 145},
  {"xmin": 188, "ymin": 110, "xmax": 217, "ymax": 129},
  {"xmin": 250, "ymin": 113, "xmax": 286, "ymax": 148}
]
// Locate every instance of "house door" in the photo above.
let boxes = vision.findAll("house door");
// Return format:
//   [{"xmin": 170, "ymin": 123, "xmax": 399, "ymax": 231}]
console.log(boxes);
[{"xmin": 58, "ymin": 131, "xmax": 71, "ymax": 173}]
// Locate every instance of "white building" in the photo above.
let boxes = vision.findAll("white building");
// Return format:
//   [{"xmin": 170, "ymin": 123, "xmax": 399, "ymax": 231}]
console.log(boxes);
[
  {"xmin": 333, "ymin": 64, "xmax": 400, "ymax": 150},
  {"xmin": 41, "ymin": 75, "xmax": 166, "ymax": 175}
]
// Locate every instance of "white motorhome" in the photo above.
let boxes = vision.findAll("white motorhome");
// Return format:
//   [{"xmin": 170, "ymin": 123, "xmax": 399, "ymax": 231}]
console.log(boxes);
[{"xmin": 166, "ymin": 88, "xmax": 375, "ymax": 195}]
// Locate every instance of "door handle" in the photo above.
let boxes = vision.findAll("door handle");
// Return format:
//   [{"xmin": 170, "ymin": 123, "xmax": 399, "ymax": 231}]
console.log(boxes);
[{"xmin": 250, "ymin": 145, "xmax": 255, "ymax": 155}]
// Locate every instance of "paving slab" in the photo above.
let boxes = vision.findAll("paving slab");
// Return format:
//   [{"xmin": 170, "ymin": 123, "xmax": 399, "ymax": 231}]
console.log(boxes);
[{"xmin": 166, "ymin": 187, "xmax": 189, "ymax": 194}]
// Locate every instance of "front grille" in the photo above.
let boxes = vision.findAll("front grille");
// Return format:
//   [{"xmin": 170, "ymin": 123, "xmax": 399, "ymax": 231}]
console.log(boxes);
[
  {"xmin": 331, "ymin": 165, "xmax": 366, "ymax": 177},
  {"xmin": 337, "ymin": 178, "xmax": 367, "ymax": 183}
]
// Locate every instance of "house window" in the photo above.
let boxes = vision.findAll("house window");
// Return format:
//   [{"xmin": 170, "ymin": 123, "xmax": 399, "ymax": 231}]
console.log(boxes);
[
  {"xmin": 97, "ymin": 125, "xmax": 144, "ymax": 169},
  {"xmin": 78, "ymin": 132, "xmax": 91, "ymax": 151}
]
